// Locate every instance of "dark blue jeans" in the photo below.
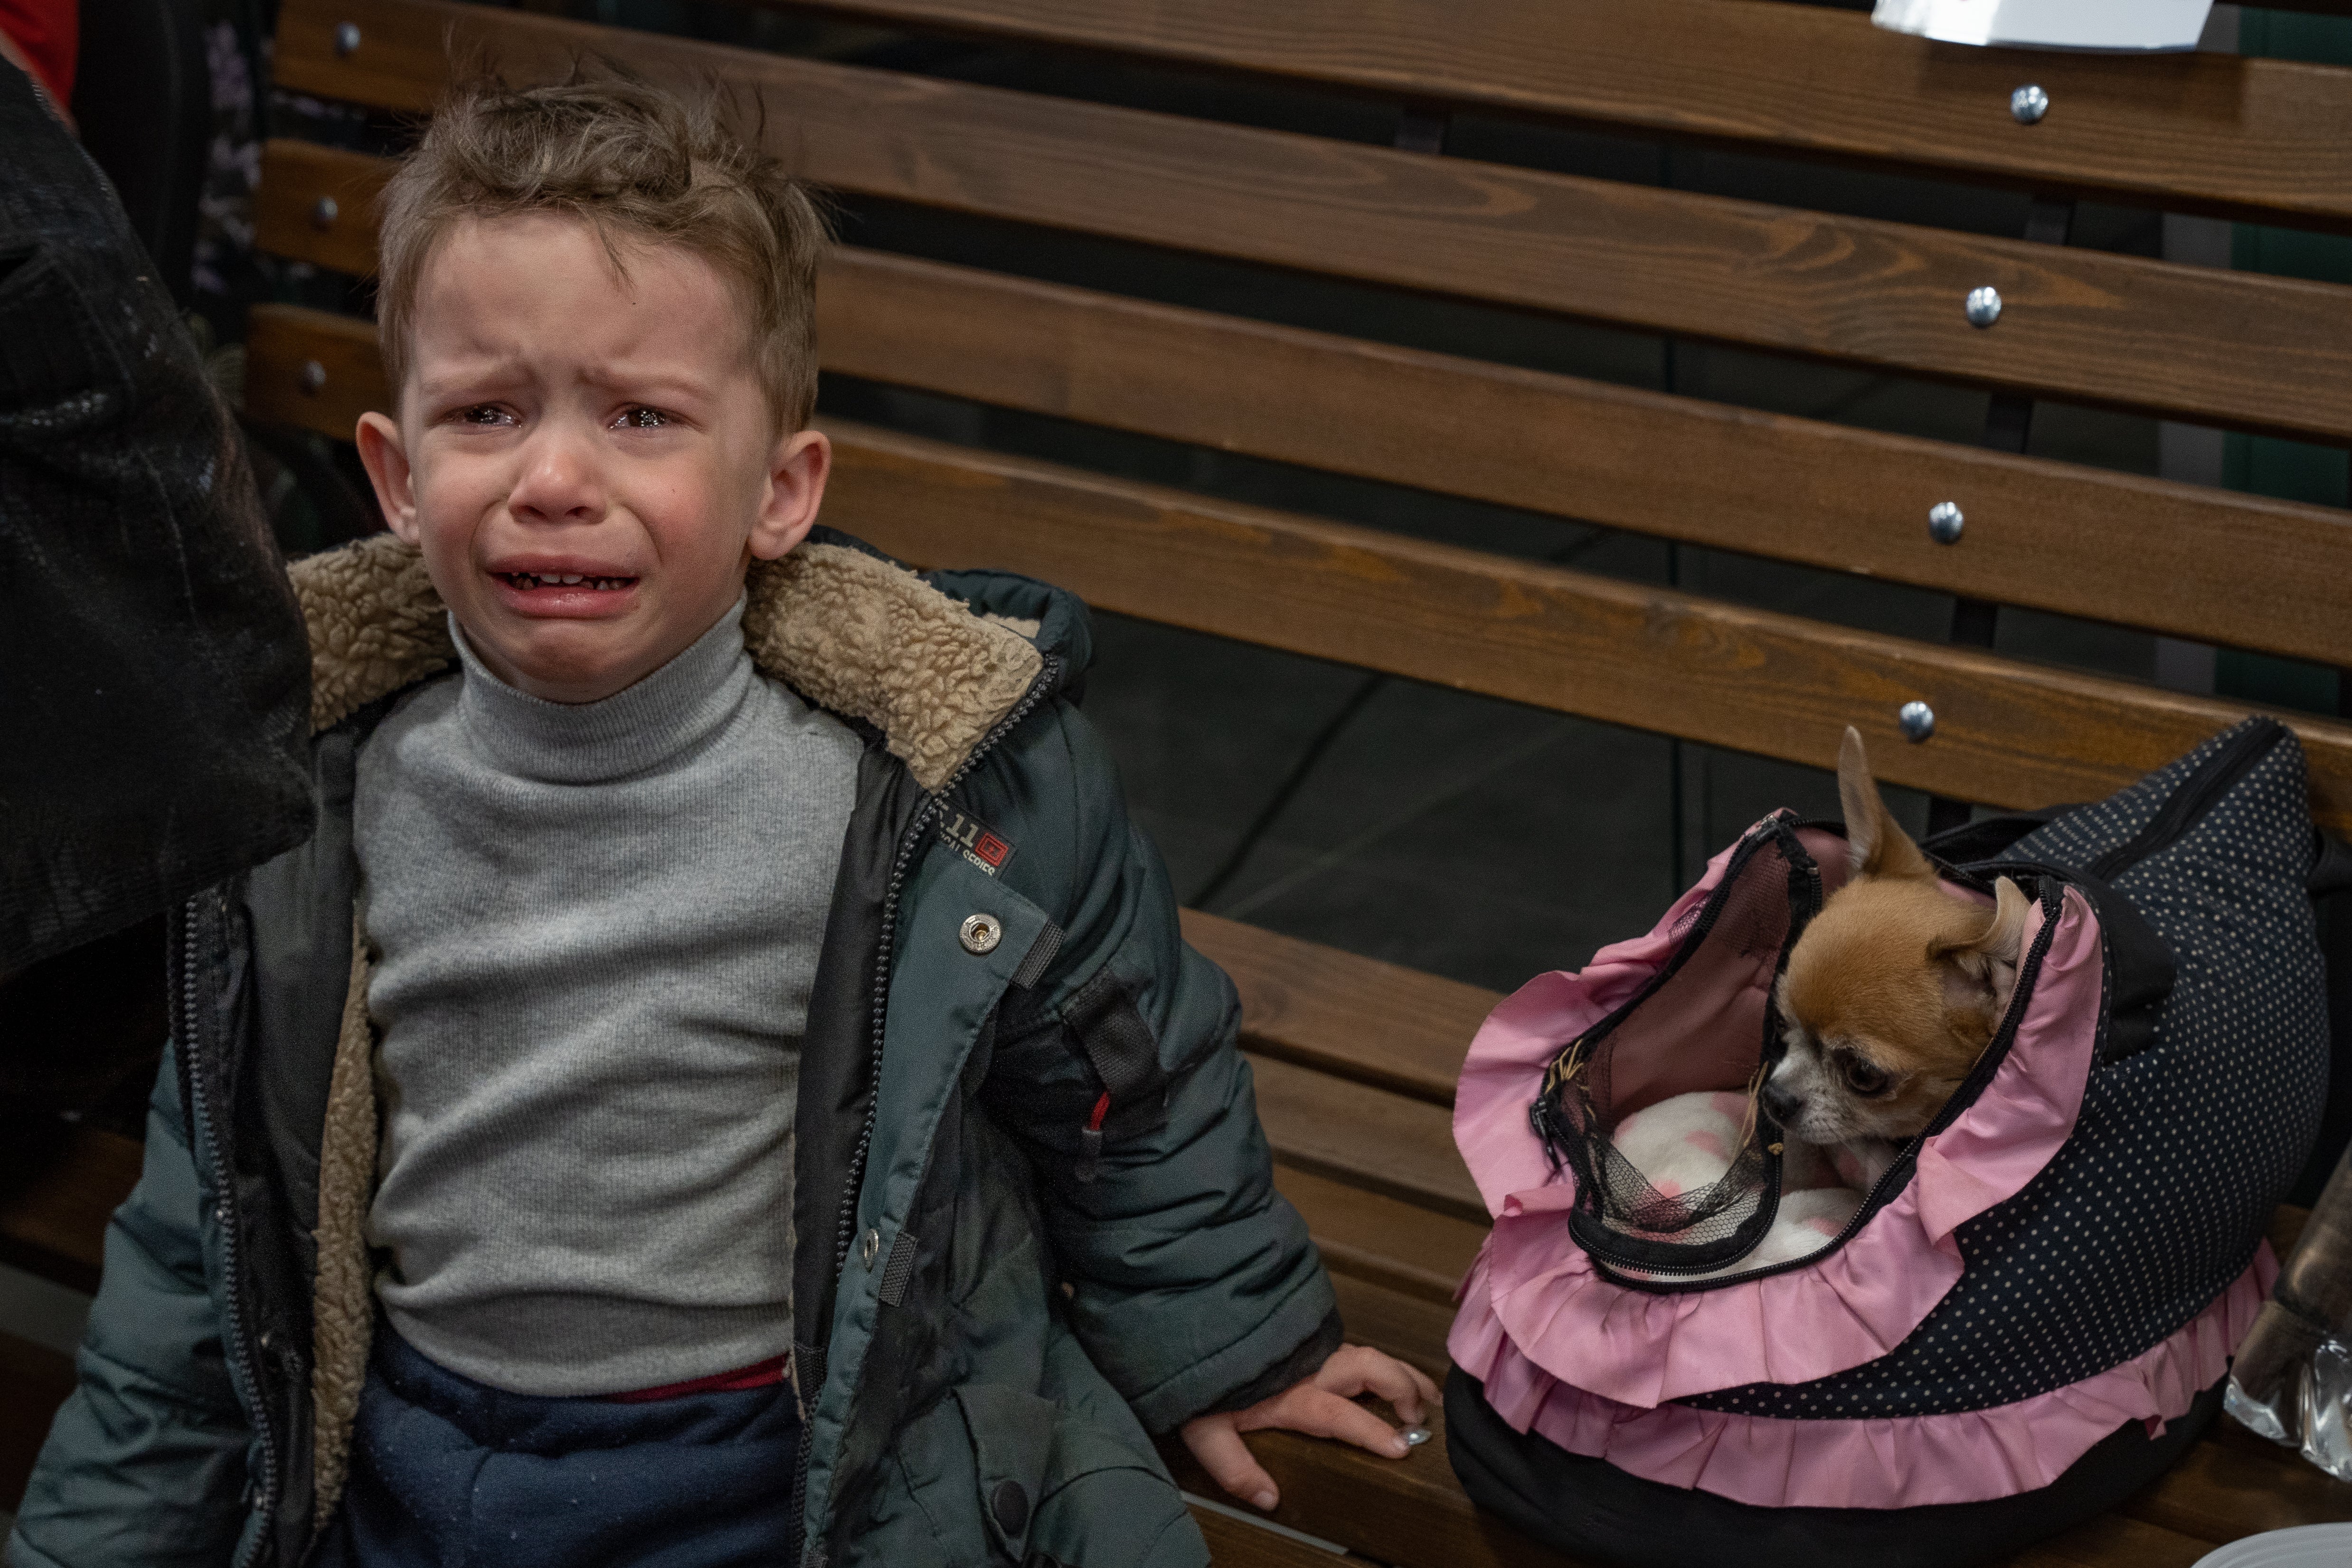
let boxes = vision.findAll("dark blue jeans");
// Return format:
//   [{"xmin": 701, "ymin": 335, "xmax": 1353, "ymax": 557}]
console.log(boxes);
[{"xmin": 317, "ymin": 1328, "xmax": 802, "ymax": 1567}]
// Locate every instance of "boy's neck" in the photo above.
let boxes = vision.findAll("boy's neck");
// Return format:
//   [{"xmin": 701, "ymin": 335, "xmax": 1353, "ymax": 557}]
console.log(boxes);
[{"xmin": 447, "ymin": 595, "xmax": 752, "ymax": 785}]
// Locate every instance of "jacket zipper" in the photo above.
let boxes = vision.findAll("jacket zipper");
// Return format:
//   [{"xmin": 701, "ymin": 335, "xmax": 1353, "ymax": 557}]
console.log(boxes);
[
  {"xmin": 2085, "ymin": 718, "xmax": 2281, "ymax": 883},
  {"xmin": 801, "ymin": 651, "xmax": 1062, "ymax": 1560},
  {"xmin": 175, "ymin": 891, "xmax": 279, "ymax": 1564}
]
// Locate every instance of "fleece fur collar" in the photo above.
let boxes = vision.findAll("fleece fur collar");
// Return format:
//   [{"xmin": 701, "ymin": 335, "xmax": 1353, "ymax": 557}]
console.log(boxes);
[{"xmin": 288, "ymin": 531, "xmax": 1045, "ymax": 792}]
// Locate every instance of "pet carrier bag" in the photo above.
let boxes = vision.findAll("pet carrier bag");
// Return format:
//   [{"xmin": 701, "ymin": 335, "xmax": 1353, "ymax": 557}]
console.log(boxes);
[{"xmin": 1446, "ymin": 717, "xmax": 2333, "ymax": 1568}]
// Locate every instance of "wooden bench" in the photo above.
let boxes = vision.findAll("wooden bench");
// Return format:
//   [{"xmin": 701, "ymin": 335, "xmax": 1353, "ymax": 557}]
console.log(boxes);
[{"xmin": 17, "ymin": 0, "xmax": 2352, "ymax": 1560}]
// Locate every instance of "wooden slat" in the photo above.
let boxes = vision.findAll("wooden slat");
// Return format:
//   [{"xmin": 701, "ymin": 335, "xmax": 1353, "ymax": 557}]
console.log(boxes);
[
  {"xmin": 255, "ymin": 146, "xmax": 2352, "ymax": 669},
  {"xmin": 813, "ymin": 419, "xmax": 2352, "ymax": 836},
  {"xmin": 2124, "ymin": 1430, "xmax": 2352, "ymax": 1544},
  {"xmin": 265, "ymin": 2, "xmax": 2352, "ymax": 441},
  {"xmin": 235, "ymin": 310, "xmax": 2352, "ymax": 836},
  {"xmin": 1248, "ymin": 1054, "xmax": 1483, "ymax": 1226},
  {"xmin": 245, "ymin": 304, "xmax": 384, "ymax": 440},
  {"xmin": 0, "ymin": 1122, "xmax": 139, "ymax": 1295},
  {"xmin": 1189, "ymin": 1503, "xmax": 1349, "ymax": 1566},
  {"xmin": 1163, "ymin": 1408, "xmax": 1580, "ymax": 1568},
  {"xmin": 1185, "ymin": 909, "xmax": 1495, "ymax": 1107},
  {"xmin": 814, "ymin": 251, "xmax": 2352, "ymax": 670},
  {"xmin": 1274, "ymin": 1164, "xmax": 1485, "ymax": 1309},
  {"xmin": 760, "ymin": 0, "xmax": 2352, "ymax": 233},
  {"xmin": 254, "ymin": 139, "xmax": 385, "ymax": 280}
]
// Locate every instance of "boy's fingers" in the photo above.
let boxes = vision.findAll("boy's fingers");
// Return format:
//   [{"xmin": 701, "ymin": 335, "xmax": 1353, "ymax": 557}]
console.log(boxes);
[
  {"xmin": 1180, "ymin": 1415, "xmax": 1280, "ymax": 1512},
  {"xmin": 1246, "ymin": 1386, "xmax": 1413, "ymax": 1458},
  {"xmin": 1313, "ymin": 1346, "xmax": 1432, "ymax": 1425}
]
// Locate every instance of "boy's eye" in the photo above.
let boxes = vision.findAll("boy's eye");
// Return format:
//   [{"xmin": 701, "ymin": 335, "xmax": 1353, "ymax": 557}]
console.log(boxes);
[
  {"xmin": 616, "ymin": 406, "xmax": 671, "ymax": 430},
  {"xmin": 451, "ymin": 405, "xmax": 512, "ymax": 427}
]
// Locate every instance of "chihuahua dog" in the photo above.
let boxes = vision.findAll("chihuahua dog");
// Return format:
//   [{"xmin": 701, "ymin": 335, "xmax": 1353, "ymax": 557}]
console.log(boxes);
[{"xmin": 1761, "ymin": 727, "xmax": 2031, "ymax": 1177}]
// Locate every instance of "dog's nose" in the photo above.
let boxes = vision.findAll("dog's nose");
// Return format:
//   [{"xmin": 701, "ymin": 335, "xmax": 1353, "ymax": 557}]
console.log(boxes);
[{"xmin": 1760, "ymin": 1080, "xmax": 1801, "ymax": 1127}]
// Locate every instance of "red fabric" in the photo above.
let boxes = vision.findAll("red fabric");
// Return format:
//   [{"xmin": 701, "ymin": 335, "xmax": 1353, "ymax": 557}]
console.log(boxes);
[
  {"xmin": 604, "ymin": 1352, "xmax": 791, "ymax": 1404},
  {"xmin": 0, "ymin": 0, "xmax": 76, "ymax": 106}
]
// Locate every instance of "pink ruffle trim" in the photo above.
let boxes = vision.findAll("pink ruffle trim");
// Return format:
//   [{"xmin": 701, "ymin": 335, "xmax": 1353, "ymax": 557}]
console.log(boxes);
[
  {"xmin": 1449, "ymin": 1248, "xmax": 2275, "ymax": 1509},
  {"xmin": 1452, "ymin": 829, "xmax": 2106, "ymax": 1407}
]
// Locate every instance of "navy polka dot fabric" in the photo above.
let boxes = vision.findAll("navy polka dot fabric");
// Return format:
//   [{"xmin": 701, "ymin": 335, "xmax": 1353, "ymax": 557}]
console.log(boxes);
[{"xmin": 1683, "ymin": 719, "xmax": 2327, "ymax": 1420}]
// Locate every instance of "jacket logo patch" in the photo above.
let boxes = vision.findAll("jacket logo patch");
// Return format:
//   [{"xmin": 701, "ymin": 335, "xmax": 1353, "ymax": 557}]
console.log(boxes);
[{"xmin": 942, "ymin": 810, "xmax": 1016, "ymax": 877}]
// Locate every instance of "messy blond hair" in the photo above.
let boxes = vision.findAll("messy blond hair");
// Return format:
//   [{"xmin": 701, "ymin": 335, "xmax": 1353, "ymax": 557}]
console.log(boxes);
[{"xmin": 375, "ymin": 68, "xmax": 830, "ymax": 429}]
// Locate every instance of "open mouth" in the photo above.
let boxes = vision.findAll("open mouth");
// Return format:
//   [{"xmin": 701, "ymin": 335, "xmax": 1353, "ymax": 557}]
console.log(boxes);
[{"xmin": 496, "ymin": 572, "xmax": 637, "ymax": 592}]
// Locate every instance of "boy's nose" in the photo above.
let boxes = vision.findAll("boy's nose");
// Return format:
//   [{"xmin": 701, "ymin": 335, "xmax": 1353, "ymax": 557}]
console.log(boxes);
[{"xmin": 508, "ymin": 429, "xmax": 605, "ymax": 523}]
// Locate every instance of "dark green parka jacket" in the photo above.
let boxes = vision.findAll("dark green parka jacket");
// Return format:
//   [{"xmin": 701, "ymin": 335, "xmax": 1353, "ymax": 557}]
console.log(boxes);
[{"xmin": 7, "ymin": 528, "xmax": 1340, "ymax": 1568}]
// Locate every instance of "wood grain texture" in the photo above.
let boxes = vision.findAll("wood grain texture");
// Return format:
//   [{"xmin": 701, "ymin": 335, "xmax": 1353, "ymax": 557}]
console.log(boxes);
[
  {"xmin": 0, "ymin": 1120, "xmax": 139, "ymax": 1295},
  {"xmin": 265, "ymin": 3, "xmax": 2352, "ymax": 439},
  {"xmin": 253, "ymin": 138, "xmax": 384, "ymax": 279},
  {"xmin": 244, "ymin": 221, "xmax": 2352, "ymax": 668},
  {"xmin": 815, "ymin": 251, "xmax": 2352, "ymax": 679},
  {"xmin": 244, "ymin": 304, "xmax": 387, "ymax": 437},
  {"xmin": 1328, "ymin": 1271, "xmax": 1455, "ymax": 1385},
  {"xmin": 759, "ymin": 0, "xmax": 2352, "ymax": 231},
  {"xmin": 1187, "ymin": 1504, "xmax": 1348, "ymax": 1567},
  {"xmin": 1162, "ymin": 1407, "xmax": 1582, "ymax": 1568},
  {"xmin": 1273, "ymin": 1164, "xmax": 1486, "ymax": 1307},
  {"xmin": 1247, "ymin": 1054, "xmax": 1483, "ymax": 1225},
  {"xmin": 811, "ymin": 419, "xmax": 2352, "ymax": 836},
  {"xmin": 2122, "ymin": 1433, "xmax": 2352, "ymax": 1543},
  {"xmin": 231, "ymin": 308, "xmax": 2352, "ymax": 833},
  {"xmin": 1184, "ymin": 908, "xmax": 1496, "ymax": 1106}
]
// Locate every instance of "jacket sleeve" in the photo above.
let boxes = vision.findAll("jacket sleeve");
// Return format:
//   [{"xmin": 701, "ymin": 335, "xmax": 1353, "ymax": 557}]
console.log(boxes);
[
  {"xmin": 7, "ymin": 1047, "xmax": 254, "ymax": 1568},
  {"xmin": 975, "ymin": 705, "xmax": 1341, "ymax": 1435}
]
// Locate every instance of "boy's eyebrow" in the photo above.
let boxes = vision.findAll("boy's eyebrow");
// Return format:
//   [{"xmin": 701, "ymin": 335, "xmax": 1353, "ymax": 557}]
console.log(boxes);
[{"xmin": 575, "ymin": 361, "xmax": 724, "ymax": 404}]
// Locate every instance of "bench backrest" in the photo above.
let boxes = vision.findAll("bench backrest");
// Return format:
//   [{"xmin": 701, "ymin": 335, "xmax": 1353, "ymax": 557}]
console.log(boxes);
[{"xmin": 244, "ymin": 0, "xmax": 2352, "ymax": 842}]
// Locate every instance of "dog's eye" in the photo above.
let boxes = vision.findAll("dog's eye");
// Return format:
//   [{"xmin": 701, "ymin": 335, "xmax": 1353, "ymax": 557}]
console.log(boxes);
[{"xmin": 1840, "ymin": 1056, "xmax": 1892, "ymax": 1096}]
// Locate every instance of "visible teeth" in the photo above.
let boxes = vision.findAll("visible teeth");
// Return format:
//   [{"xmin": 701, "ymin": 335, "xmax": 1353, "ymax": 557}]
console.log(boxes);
[{"xmin": 505, "ymin": 572, "xmax": 630, "ymax": 590}]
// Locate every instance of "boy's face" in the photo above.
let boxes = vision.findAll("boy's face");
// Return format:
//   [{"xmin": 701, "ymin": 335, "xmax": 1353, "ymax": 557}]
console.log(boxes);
[{"xmin": 356, "ymin": 213, "xmax": 828, "ymax": 704}]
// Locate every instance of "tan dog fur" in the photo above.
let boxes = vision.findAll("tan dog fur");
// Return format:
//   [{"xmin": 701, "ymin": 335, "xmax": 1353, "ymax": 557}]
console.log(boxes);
[{"xmin": 1764, "ymin": 727, "xmax": 2031, "ymax": 1154}]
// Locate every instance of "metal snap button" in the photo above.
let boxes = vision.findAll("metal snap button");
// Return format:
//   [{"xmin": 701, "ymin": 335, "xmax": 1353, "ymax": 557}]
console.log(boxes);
[
  {"xmin": 959, "ymin": 913, "xmax": 1002, "ymax": 955},
  {"xmin": 860, "ymin": 1228, "xmax": 881, "ymax": 1268},
  {"xmin": 991, "ymin": 1478, "xmax": 1030, "ymax": 1534}
]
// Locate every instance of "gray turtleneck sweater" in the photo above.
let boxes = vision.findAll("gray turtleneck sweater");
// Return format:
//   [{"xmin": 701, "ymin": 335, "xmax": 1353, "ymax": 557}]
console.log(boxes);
[{"xmin": 352, "ymin": 598, "xmax": 862, "ymax": 1396}]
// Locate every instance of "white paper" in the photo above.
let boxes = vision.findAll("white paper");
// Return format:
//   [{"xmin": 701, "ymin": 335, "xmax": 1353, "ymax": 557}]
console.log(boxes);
[{"xmin": 1871, "ymin": 0, "xmax": 2213, "ymax": 52}]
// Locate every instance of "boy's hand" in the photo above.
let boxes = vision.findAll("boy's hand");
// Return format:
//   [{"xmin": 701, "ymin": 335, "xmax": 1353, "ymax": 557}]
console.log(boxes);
[{"xmin": 1179, "ymin": 1344, "xmax": 1440, "ymax": 1513}]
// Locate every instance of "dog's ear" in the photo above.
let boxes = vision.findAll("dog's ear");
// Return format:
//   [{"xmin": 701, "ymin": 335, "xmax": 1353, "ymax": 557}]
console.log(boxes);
[
  {"xmin": 1933, "ymin": 875, "xmax": 2032, "ymax": 1020},
  {"xmin": 1838, "ymin": 726, "xmax": 1932, "ymax": 882}
]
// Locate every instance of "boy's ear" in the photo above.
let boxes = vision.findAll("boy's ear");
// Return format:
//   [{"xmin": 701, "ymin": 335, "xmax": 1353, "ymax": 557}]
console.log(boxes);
[
  {"xmin": 1838, "ymin": 725, "xmax": 1932, "ymax": 882},
  {"xmin": 355, "ymin": 412, "xmax": 420, "ymax": 544},
  {"xmin": 748, "ymin": 428, "xmax": 831, "ymax": 562}
]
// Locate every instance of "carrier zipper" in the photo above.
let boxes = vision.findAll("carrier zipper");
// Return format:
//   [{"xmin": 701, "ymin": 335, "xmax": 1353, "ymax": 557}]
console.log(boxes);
[
  {"xmin": 802, "ymin": 652, "xmax": 1062, "ymax": 1555},
  {"xmin": 174, "ymin": 891, "xmax": 280, "ymax": 1565},
  {"xmin": 1615, "ymin": 878, "xmax": 2068, "ymax": 1288},
  {"xmin": 2085, "ymin": 719, "xmax": 2282, "ymax": 883}
]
